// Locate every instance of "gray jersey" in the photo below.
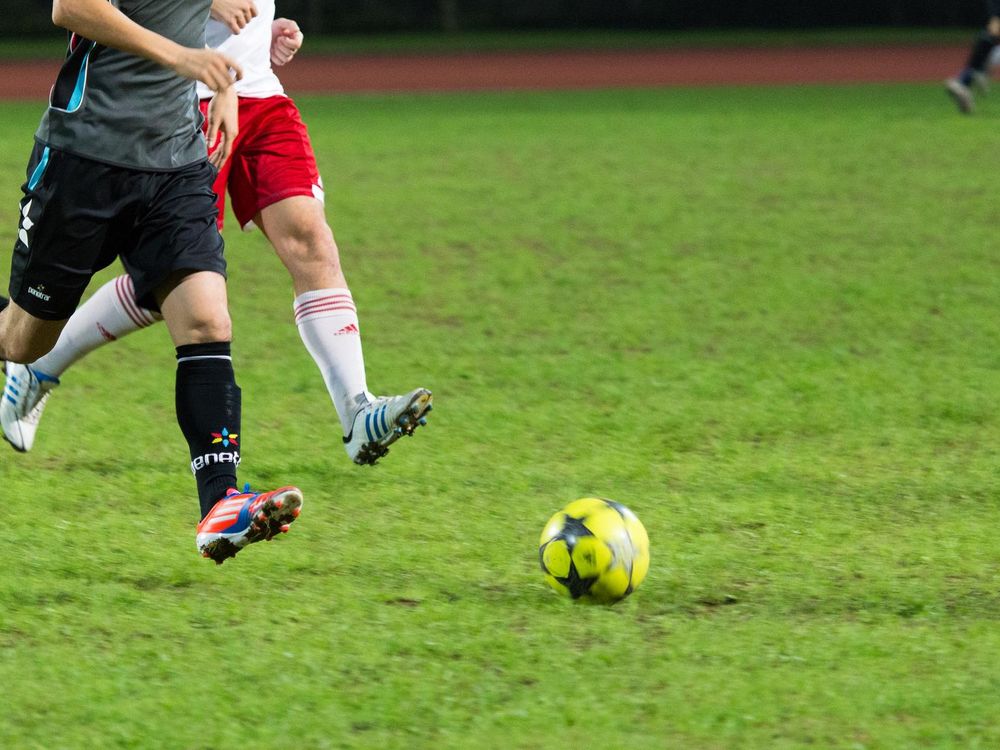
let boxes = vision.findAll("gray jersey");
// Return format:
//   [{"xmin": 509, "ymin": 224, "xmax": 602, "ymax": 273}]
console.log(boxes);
[{"xmin": 35, "ymin": 0, "xmax": 212, "ymax": 171}]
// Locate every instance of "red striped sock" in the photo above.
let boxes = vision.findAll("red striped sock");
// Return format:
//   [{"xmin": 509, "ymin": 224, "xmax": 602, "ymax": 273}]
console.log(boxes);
[
  {"xmin": 31, "ymin": 274, "xmax": 160, "ymax": 377},
  {"xmin": 293, "ymin": 288, "xmax": 371, "ymax": 434}
]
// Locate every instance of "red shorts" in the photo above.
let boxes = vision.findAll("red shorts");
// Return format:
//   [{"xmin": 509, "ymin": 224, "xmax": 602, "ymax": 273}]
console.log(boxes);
[{"xmin": 200, "ymin": 96, "xmax": 323, "ymax": 230}]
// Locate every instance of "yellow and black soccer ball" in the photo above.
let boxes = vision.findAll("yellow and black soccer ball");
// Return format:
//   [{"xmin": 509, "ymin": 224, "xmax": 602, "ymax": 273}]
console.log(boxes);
[{"xmin": 538, "ymin": 497, "xmax": 649, "ymax": 604}]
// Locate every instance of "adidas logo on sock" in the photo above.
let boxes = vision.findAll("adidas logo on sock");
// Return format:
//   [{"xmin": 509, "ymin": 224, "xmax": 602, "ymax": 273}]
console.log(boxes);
[
  {"xmin": 97, "ymin": 323, "xmax": 118, "ymax": 342},
  {"xmin": 334, "ymin": 323, "xmax": 359, "ymax": 336}
]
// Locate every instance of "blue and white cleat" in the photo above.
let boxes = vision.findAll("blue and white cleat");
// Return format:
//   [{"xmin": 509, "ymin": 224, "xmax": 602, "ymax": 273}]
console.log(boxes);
[
  {"xmin": 196, "ymin": 485, "xmax": 304, "ymax": 565},
  {"xmin": 1, "ymin": 362, "xmax": 59, "ymax": 452},
  {"xmin": 343, "ymin": 388, "xmax": 433, "ymax": 465},
  {"xmin": 945, "ymin": 77, "xmax": 975, "ymax": 114}
]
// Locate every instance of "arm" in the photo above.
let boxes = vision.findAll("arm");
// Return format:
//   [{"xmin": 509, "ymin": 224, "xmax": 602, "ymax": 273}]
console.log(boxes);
[
  {"xmin": 206, "ymin": 85, "xmax": 239, "ymax": 169},
  {"xmin": 270, "ymin": 18, "xmax": 303, "ymax": 66},
  {"xmin": 211, "ymin": 0, "xmax": 258, "ymax": 35},
  {"xmin": 51, "ymin": 0, "xmax": 242, "ymax": 91}
]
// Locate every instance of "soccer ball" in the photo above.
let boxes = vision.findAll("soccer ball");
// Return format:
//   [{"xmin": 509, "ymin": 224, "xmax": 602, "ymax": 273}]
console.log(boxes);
[{"xmin": 538, "ymin": 497, "xmax": 649, "ymax": 604}]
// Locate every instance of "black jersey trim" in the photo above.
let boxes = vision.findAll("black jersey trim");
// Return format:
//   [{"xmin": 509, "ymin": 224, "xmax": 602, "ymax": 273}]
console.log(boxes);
[{"xmin": 49, "ymin": 38, "xmax": 98, "ymax": 113}]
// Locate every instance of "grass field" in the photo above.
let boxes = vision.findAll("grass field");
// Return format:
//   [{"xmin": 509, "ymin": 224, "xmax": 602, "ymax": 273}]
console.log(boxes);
[{"xmin": 2, "ymin": 84, "xmax": 1000, "ymax": 748}]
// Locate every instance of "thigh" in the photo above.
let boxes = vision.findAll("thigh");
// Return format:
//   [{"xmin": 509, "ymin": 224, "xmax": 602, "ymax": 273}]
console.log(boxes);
[
  {"xmin": 122, "ymin": 160, "xmax": 227, "ymax": 312},
  {"xmin": 8, "ymin": 143, "xmax": 120, "ymax": 321},
  {"xmin": 227, "ymin": 97, "xmax": 323, "ymax": 230}
]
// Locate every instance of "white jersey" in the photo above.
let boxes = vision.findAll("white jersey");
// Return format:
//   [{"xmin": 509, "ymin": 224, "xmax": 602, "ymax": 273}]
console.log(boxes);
[{"xmin": 196, "ymin": 0, "xmax": 284, "ymax": 100}]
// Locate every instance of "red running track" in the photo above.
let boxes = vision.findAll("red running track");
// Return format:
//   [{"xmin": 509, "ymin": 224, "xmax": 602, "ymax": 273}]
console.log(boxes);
[{"xmin": 0, "ymin": 45, "xmax": 969, "ymax": 98}]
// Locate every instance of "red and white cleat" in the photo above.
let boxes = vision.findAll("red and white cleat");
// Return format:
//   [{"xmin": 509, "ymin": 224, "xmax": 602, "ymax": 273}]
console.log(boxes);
[{"xmin": 196, "ymin": 485, "xmax": 303, "ymax": 565}]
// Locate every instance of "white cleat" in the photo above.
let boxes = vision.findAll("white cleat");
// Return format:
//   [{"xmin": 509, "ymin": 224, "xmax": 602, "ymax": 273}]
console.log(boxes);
[
  {"xmin": 1, "ymin": 363, "xmax": 59, "ymax": 452},
  {"xmin": 344, "ymin": 388, "xmax": 433, "ymax": 465},
  {"xmin": 945, "ymin": 78, "xmax": 975, "ymax": 114},
  {"xmin": 971, "ymin": 70, "xmax": 991, "ymax": 96}
]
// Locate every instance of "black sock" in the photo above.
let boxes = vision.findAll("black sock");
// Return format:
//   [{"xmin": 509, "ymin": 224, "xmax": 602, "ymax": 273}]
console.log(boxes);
[
  {"xmin": 967, "ymin": 30, "xmax": 1000, "ymax": 75},
  {"xmin": 175, "ymin": 342, "xmax": 242, "ymax": 519}
]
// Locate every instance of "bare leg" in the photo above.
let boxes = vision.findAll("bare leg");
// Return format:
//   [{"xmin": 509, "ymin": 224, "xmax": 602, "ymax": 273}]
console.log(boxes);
[
  {"xmin": 256, "ymin": 195, "xmax": 346, "ymax": 295},
  {"xmin": 0, "ymin": 300, "xmax": 67, "ymax": 364},
  {"xmin": 155, "ymin": 270, "xmax": 232, "ymax": 345}
]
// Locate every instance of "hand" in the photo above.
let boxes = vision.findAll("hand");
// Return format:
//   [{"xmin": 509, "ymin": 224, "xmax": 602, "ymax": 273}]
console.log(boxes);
[
  {"xmin": 211, "ymin": 0, "xmax": 258, "ymax": 34},
  {"xmin": 206, "ymin": 85, "xmax": 239, "ymax": 169},
  {"xmin": 270, "ymin": 18, "xmax": 303, "ymax": 66},
  {"xmin": 989, "ymin": 16, "xmax": 1000, "ymax": 37},
  {"xmin": 172, "ymin": 47, "xmax": 243, "ymax": 92}
]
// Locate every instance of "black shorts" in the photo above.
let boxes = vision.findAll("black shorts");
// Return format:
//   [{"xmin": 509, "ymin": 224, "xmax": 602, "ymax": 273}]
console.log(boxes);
[{"xmin": 8, "ymin": 141, "xmax": 226, "ymax": 320}]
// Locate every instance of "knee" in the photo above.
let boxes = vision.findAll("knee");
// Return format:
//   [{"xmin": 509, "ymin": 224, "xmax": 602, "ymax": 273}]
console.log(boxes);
[
  {"xmin": 275, "ymin": 219, "xmax": 338, "ymax": 268},
  {"xmin": 183, "ymin": 310, "xmax": 232, "ymax": 344}
]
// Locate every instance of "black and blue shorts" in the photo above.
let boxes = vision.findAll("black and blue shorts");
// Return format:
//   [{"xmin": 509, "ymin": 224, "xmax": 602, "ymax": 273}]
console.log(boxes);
[{"xmin": 7, "ymin": 141, "xmax": 226, "ymax": 320}]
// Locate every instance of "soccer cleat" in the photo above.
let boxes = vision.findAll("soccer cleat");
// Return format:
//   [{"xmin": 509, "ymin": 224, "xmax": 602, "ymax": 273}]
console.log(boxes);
[
  {"xmin": 945, "ymin": 78, "xmax": 975, "ymax": 114},
  {"xmin": 196, "ymin": 485, "xmax": 304, "ymax": 565},
  {"xmin": 1, "ymin": 363, "xmax": 59, "ymax": 452},
  {"xmin": 972, "ymin": 70, "xmax": 991, "ymax": 95},
  {"xmin": 344, "ymin": 388, "xmax": 433, "ymax": 465}
]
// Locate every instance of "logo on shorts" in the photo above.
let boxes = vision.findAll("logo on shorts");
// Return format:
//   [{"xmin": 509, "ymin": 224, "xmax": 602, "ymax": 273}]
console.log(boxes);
[
  {"xmin": 18, "ymin": 199, "xmax": 34, "ymax": 248},
  {"xmin": 211, "ymin": 427, "xmax": 239, "ymax": 448},
  {"xmin": 27, "ymin": 284, "xmax": 51, "ymax": 302}
]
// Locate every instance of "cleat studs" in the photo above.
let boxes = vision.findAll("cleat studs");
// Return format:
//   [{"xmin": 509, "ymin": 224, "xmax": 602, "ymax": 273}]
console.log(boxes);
[
  {"xmin": 274, "ymin": 499, "xmax": 283, "ymax": 509},
  {"xmin": 399, "ymin": 415, "xmax": 411, "ymax": 426},
  {"xmin": 292, "ymin": 508, "xmax": 301, "ymax": 518},
  {"xmin": 280, "ymin": 524, "xmax": 290, "ymax": 533},
  {"xmin": 418, "ymin": 417, "xmax": 428, "ymax": 426},
  {"xmin": 425, "ymin": 403, "xmax": 433, "ymax": 412}
]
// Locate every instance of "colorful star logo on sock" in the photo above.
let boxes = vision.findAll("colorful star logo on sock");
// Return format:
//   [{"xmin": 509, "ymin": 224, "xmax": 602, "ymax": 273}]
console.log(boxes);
[{"xmin": 211, "ymin": 427, "xmax": 239, "ymax": 448}]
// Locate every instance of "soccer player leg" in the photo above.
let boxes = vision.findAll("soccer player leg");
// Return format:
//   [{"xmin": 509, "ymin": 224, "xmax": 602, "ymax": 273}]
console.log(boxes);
[
  {"xmin": 0, "ymin": 301, "xmax": 66, "ymax": 366},
  {"xmin": 157, "ymin": 271, "xmax": 303, "ymax": 564},
  {"xmin": 2, "ymin": 144, "xmax": 88, "ymax": 365},
  {"xmin": 156, "ymin": 270, "xmax": 240, "ymax": 512},
  {"xmin": 132, "ymin": 160, "xmax": 301, "ymax": 563},
  {"xmin": 0, "ymin": 302, "xmax": 66, "ymax": 451},
  {"xmin": 2, "ymin": 275, "xmax": 164, "ymax": 452},
  {"xmin": 257, "ymin": 196, "xmax": 433, "ymax": 465},
  {"xmin": 33, "ymin": 274, "xmax": 162, "ymax": 380},
  {"xmin": 3, "ymin": 143, "xmax": 117, "ymax": 450}
]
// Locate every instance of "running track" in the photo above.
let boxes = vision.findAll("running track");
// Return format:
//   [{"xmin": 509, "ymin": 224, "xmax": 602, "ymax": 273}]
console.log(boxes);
[{"xmin": 0, "ymin": 44, "xmax": 969, "ymax": 98}]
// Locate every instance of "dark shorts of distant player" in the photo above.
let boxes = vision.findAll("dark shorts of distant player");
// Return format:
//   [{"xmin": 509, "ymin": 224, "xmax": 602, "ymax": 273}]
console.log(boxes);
[
  {"xmin": 200, "ymin": 95, "xmax": 323, "ymax": 231},
  {"xmin": 8, "ymin": 141, "xmax": 226, "ymax": 321}
]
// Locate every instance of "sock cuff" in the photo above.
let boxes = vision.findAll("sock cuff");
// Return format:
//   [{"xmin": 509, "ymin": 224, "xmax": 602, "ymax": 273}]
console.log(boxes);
[
  {"xmin": 113, "ymin": 275, "xmax": 159, "ymax": 329},
  {"xmin": 293, "ymin": 288, "xmax": 357, "ymax": 324},
  {"xmin": 176, "ymin": 341, "xmax": 232, "ymax": 362}
]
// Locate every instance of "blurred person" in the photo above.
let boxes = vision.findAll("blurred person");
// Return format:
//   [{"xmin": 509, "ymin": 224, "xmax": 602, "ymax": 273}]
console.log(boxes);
[
  {"xmin": 2, "ymin": 0, "xmax": 433, "ymax": 471},
  {"xmin": 0, "ymin": 0, "xmax": 305, "ymax": 565},
  {"xmin": 945, "ymin": 1, "xmax": 1000, "ymax": 113}
]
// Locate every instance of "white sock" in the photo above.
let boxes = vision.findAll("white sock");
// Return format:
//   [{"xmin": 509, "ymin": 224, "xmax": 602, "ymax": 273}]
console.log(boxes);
[
  {"xmin": 32, "ymin": 275, "xmax": 160, "ymax": 378},
  {"xmin": 293, "ymin": 288, "xmax": 372, "ymax": 434}
]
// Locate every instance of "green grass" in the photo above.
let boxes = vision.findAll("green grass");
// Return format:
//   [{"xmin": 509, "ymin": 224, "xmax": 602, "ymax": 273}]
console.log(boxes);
[
  {"xmin": 0, "ymin": 27, "xmax": 979, "ymax": 59},
  {"xmin": 3, "ymin": 84, "xmax": 1000, "ymax": 748}
]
